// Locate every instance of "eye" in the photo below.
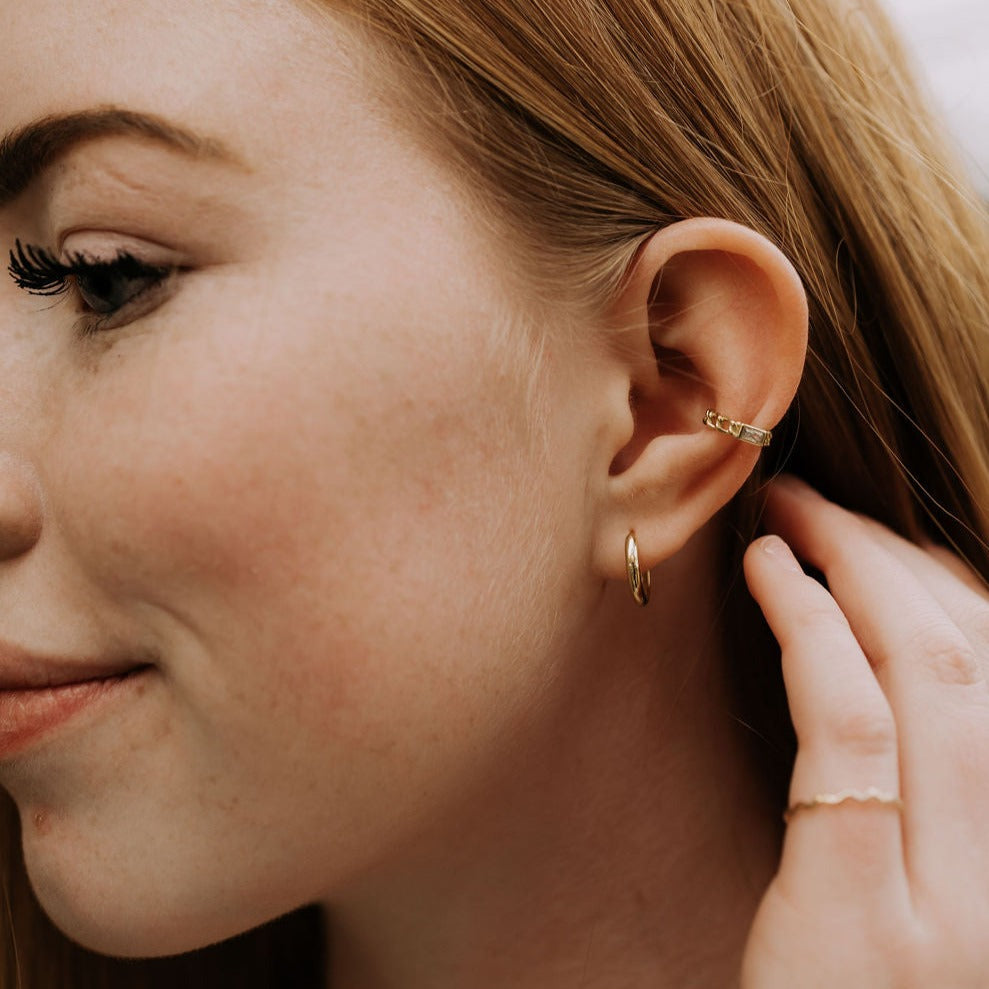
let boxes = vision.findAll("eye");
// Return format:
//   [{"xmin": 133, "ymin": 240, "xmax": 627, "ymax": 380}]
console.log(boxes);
[
  {"xmin": 73, "ymin": 254, "xmax": 169, "ymax": 315},
  {"xmin": 7, "ymin": 239, "xmax": 176, "ymax": 335}
]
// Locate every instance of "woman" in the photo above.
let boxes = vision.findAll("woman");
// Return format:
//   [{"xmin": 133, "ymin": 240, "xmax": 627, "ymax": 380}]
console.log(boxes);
[{"xmin": 1, "ymin": 0, "xmax": 988, "ymax": 986}]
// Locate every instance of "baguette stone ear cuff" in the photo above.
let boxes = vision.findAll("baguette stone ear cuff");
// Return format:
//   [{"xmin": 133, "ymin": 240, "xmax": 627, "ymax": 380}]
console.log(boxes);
[
  {"xmin": 625, "ymin": 530, "xmax": 650, "ymax": 606},
  {"xmin": 703, "ymin": 409, "xmax": 773, "ymax": 447}
]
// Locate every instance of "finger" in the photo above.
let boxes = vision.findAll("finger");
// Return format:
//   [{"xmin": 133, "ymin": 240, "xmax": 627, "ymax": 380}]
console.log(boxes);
[
  {"xmin": 925, "ymin": 542, "xmax": 989, "ymax": 597},
  {"xmin": 744, "ymin": 534, "xmax": 907, "ymax": 905},
  {"xmin": 763, "ymin": 479, "xmax": 986, "ymax": 692},
  {"xmin": 763, "ymin": 478, "xmax": 989, "ymax": 888},
  {"xmin": 853, "ymin": 519, "xmax": 989, "ymax": 663}
]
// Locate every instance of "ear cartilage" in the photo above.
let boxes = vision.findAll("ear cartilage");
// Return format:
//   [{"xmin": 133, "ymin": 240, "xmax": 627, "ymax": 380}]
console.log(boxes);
[{"xmin": 703, "ymin": 409, "xmax": 773, "ymax": 448}]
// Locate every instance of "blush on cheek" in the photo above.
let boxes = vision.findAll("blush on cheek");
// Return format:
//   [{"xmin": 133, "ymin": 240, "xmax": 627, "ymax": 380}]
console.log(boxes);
[{"xmin": 56, "ymin": 363, "xmax": 338, "ymax": 598}]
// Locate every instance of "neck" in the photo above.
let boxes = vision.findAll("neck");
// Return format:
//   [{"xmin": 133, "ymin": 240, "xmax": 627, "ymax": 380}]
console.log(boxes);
[{"xmin": 324, "ymin": 526, "xmax": 783, "ymax": 988}]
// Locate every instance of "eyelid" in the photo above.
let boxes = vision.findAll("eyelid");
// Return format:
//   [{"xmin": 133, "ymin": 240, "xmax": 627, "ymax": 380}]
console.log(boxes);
[{"xmin": 58, "ymin": 230, "xmax": 186, "ymax": 268}]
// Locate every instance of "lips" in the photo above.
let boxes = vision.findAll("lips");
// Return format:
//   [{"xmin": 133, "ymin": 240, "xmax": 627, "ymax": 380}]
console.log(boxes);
[
  {"xmin": 0, "ymin": 663, "xmax": 141, "ymax": 691},
  {"xmin": 0, "ymin": 637, "xmax": 148, "ymax": 691},
  {"xmin": 0, "ymin": 639, "xmax": 153, "ymax": 759}
]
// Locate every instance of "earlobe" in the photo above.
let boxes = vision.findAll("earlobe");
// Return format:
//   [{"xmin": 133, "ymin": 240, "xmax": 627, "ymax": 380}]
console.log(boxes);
[{"xmin": 593, "ymin": 217, "xmax": 809, "ymax": 582}]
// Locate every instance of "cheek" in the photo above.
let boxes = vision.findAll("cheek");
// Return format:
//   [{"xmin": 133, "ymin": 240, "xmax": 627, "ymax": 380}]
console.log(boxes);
[
  {"xmin": 58, "ymin": 296, "xmax": 522, "ymax": 588},
  {"xmin": 50, "ymin": 291, "xmax": 556, "ymax": 751},
  {"xmin": 27, "ymin": 255, "xmax": 583, "ymax": 955}
]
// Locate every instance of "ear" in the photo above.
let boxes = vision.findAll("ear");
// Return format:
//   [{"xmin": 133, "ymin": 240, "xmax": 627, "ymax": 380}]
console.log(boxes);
[{"xmin": 591, "ymin": 217, "xmax": 808, "ymax": 580}]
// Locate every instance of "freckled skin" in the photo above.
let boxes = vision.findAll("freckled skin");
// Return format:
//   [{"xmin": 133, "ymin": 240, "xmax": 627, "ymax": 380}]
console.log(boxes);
[{"xmin": 0, "ymin": 0, "xmax": 600, "ymax": 957}]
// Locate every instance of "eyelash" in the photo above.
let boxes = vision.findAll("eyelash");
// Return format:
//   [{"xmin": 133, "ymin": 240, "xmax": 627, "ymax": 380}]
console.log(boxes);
[{"xmin": 7, "ymin": 238, "xmax": 175, "ymax": 336}]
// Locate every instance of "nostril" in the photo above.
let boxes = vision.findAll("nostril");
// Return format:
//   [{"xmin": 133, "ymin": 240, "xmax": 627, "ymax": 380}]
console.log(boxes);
[{"xmin": 0, "ymin": 454, "xmax": 43, "ymax": 560}]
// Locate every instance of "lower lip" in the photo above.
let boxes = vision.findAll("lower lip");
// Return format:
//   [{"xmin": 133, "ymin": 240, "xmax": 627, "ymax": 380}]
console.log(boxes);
[{"xmin": 0, "ymin": 670, "xmax": 148, "ymax": 760}]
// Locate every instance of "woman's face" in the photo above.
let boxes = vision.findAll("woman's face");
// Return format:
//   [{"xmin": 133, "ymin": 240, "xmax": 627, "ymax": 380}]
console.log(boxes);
[{"xmin": 0, "ymin": 0, "xmax": 600, "ymax": 954}]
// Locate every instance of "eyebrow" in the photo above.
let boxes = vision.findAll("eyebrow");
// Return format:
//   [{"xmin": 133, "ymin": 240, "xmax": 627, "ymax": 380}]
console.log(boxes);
[{"xmin": 0, "ymin": 107, "xmax": 241, "ymax": 207}]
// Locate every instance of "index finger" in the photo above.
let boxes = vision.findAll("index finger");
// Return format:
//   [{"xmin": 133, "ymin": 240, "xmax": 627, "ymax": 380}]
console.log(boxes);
[{"xmin": 743, "ymin": 533, "xmax": 907, "ymax": 906}]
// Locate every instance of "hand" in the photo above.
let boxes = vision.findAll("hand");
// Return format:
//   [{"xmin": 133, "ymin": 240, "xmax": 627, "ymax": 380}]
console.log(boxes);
[{"xmin": 740, "ymin": 477, "xmax": 989, "ymax": 988}]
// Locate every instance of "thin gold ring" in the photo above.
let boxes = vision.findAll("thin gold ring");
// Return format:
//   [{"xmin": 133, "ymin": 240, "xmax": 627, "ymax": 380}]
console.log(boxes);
[{"xmin": 783, "ymin": 787, "xmax": 904, "ymax": 823}]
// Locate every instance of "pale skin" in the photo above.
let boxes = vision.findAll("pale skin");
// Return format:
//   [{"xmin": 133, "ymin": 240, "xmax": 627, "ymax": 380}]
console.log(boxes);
[{"xmin": 0, "ymin": 2, "xmax": 986, "ymax": 987}]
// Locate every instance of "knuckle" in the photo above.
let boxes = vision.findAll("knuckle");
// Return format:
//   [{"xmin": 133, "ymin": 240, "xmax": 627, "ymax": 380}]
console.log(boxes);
[
  {"xmin": 784, "ymin": 598, "xmax": 850, "ymax": 642},
  {"xmin": 912, "ymin": 623, "xmax": 983, "ymax": 686},
  {"xmin": 821, "ymin": 703, "xmax": 897, "ymax": 758}
]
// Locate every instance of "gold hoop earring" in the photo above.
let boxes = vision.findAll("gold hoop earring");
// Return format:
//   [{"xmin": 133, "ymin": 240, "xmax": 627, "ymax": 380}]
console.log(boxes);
[{"xmin": 625, "ymin": 531, "xmax": 650, "ymax": 607}]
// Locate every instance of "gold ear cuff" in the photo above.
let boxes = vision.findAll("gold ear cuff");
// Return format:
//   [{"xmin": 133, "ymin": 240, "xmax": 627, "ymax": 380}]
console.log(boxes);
[{"xmin": 703, "ymin": 409, "xmax": 772, "ymax": 447}]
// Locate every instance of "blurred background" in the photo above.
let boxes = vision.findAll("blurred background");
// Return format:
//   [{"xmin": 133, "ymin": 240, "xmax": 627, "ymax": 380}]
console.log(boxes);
[{"xmin": 884, "ymin": 0, "xmax": 988, "ymax": 194}]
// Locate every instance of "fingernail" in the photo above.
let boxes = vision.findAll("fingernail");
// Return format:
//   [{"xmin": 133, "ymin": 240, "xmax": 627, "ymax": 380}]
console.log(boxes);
[{"xmin": 761, "ymin": 535, "xmax": 803, "ymax": 573}]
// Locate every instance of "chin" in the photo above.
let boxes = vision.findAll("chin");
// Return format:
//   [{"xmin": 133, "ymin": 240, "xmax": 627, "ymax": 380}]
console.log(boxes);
[
  {"xmin": 28, "ymin": 876, "xmax": 231, "ymax": 959},
  {"xmin": 21, "ymin": 833, "xmax": 267, "ymax": 960}
]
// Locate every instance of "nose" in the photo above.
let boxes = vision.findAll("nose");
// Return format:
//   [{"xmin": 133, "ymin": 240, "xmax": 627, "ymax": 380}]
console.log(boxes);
[{"xmin": 0, "ymin": 453, "xmax": 42, "ymax": 560}]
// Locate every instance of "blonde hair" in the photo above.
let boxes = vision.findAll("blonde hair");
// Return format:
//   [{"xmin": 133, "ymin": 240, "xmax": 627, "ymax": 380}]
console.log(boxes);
[{"xmin": 4, "ymin": 0, "xmax": 989, "ymax": 983}]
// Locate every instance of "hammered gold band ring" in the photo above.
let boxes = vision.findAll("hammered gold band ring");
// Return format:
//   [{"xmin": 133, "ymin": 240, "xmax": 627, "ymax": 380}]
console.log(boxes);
[{"xmin": 783, "ymin": 787, "xmax": 904, "ymax": 824}]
